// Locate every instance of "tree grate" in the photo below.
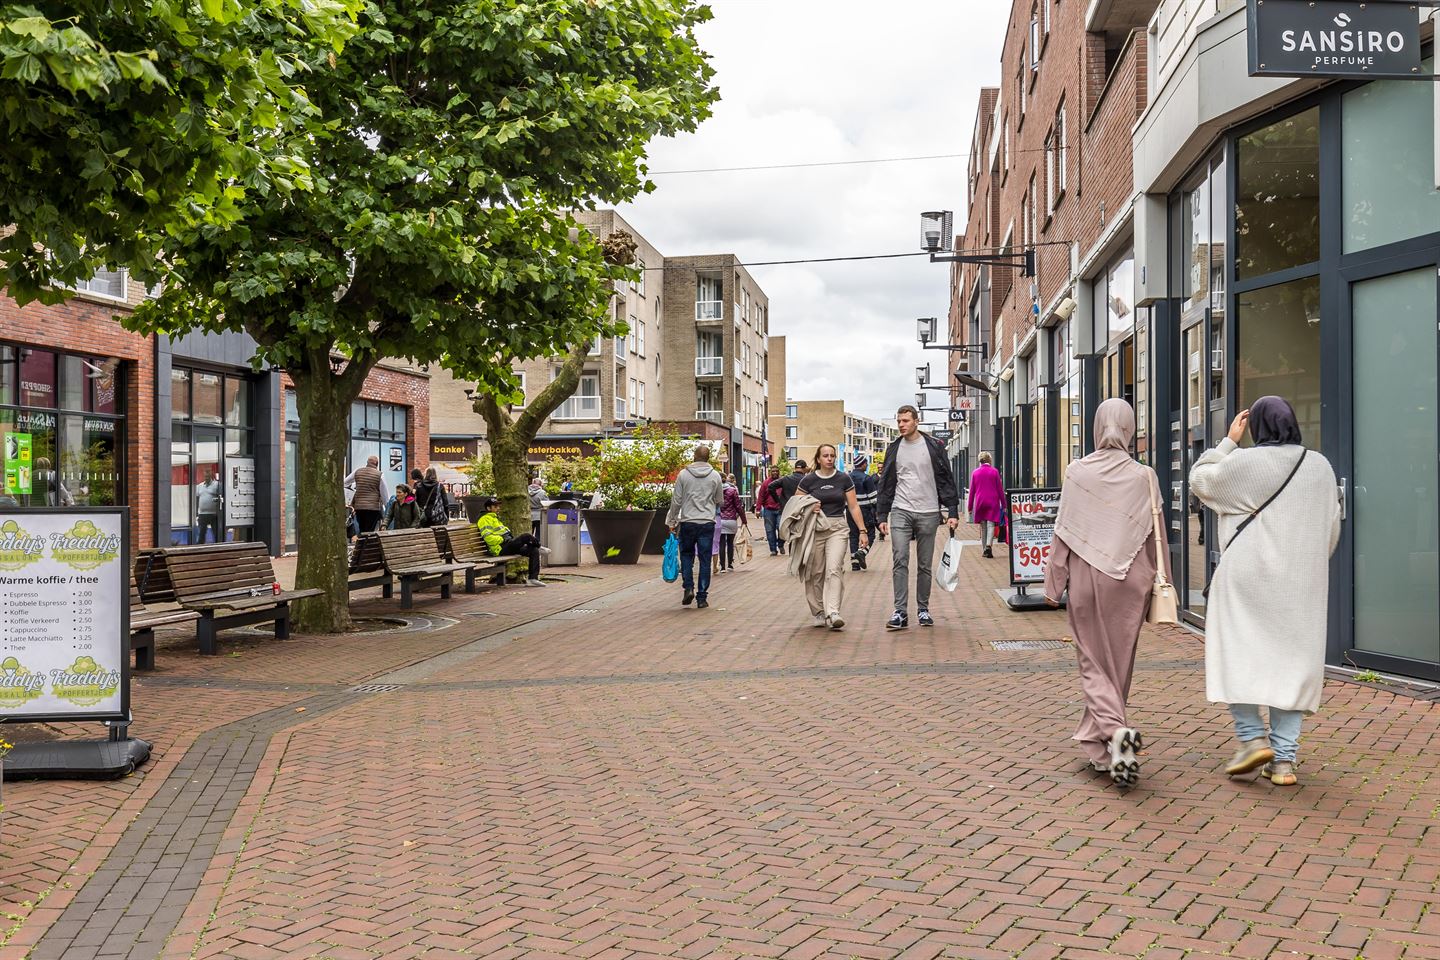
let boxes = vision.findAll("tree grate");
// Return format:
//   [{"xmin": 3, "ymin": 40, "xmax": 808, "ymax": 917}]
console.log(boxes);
[{"xmin": 990, "ymin": 640, "xmax": 1070, "ymax": 651}]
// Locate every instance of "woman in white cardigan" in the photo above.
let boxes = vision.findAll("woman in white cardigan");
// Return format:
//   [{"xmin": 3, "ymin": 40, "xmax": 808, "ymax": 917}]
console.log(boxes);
[{"xmin": 1190, "ymin": 396, "xmax": 1341, "ymax": 786}]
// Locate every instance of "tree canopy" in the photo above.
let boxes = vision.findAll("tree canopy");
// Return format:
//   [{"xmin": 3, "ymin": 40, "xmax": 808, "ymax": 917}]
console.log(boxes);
[{"xmin": 0, "ymin": 0, "xmax": 359, "ymax": 303}]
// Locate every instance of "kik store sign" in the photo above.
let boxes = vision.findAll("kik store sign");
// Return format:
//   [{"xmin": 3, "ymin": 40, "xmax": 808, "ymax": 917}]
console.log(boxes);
[{"xmin": 1248, "ymin": 0, "xmax": 1424, "ymax": 79}]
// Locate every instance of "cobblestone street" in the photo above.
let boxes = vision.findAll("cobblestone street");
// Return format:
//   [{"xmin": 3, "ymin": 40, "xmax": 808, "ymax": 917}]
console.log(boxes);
[{"xmin": 3, "ymin": 530, "xmax": 1439, "ymax": 959}]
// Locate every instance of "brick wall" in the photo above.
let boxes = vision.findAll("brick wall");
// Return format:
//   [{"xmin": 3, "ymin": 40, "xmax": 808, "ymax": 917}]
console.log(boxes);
[
  {"xmin": 0, "ymin": 284, "xmax": 156, "ymax": 554},
  {"xmin": 954, "ymin": 1, "xmax": 1150, "ymax": 374}
]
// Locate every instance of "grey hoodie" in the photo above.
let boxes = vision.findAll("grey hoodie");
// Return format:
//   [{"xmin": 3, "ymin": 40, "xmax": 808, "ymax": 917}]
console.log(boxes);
[{"xmin": 666, "ymin": 462, "xmax": 724, "ymax": 527}]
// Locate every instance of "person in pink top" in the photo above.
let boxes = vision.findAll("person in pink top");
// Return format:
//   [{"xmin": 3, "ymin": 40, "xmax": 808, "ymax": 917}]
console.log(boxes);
[{"xmin": 967, "ymin": 453, "xmax": 1007, "ymax": 558}]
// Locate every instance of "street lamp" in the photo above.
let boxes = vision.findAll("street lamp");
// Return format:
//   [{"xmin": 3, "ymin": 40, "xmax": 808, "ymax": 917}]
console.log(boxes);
[
  {"xmin": 917, "ymin": 317, "xmax": 937, "ymax": 344},
  {"xmin": 915, "ymin": 363, "xmax": 930, "ymax": 388},
  {"xmin": 915, "ymin": 391, "xmax": 927, "ymax": 410},
  {"xmin": 920, "ymin": 211, "xmax": 954, "ymax": 253}
]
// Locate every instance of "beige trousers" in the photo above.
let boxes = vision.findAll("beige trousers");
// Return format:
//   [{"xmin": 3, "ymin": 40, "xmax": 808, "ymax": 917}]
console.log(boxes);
[{"xmin": 804, "ymin": 515, "xmax": 850, "ymax": 618}]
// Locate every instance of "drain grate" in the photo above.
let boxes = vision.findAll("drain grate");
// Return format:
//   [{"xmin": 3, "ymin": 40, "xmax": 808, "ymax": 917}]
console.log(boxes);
[
  {"xmin": 990, "ymin": 640, "xmax": 1070, "ymax": 651},
  {"xmin": 569, "ymin": 608, "xmax": 599, "ymax": 615},
  {"xmin": 349, "ymin": 683, "xmax": 404, "ymax": 693}
]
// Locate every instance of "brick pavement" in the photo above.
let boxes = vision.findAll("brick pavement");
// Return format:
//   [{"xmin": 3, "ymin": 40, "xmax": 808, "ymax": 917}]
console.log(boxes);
[{"xmin": 4, "ymin": 524, "xmax": 1439, "ymax": 958}]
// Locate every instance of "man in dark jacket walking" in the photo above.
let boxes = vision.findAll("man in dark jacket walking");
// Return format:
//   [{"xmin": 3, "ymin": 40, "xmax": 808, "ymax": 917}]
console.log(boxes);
[
  {"xmin": 847, "ymin": 454, "xmax": 878, "ymax": 569},
  {"xmin": 876, "ymin": 405, "xmax": 959, "ymax": 629},
  {"xmin": 774, "ymin": 460, "xmax": 808, "ymax": 512}
]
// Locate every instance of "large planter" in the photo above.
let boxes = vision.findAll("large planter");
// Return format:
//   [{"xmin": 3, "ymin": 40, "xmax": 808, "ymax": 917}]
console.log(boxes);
[
  {"xmin": 640, "ymin": 509, "xmax": 671, "ymax": 555},
  {"xmin": 461, "ymin": 494, "xmax": 489, "ymax": 523},
  {"xmin": 582, "ymin": 509, "xmax": 654, "ymax": 565}
]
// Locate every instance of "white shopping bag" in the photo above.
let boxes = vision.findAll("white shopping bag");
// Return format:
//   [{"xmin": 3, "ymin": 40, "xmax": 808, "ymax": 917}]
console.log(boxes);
[{"xmin": 934, "ymin": 534, "xmax": 963, "ymax": 592}]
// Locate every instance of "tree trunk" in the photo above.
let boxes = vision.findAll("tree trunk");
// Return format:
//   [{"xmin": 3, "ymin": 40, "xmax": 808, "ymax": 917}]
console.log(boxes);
[
  {"xmin": 291, "ymin": 358, "xmax": 369, "ymax": 633},
  {"xmin": 488, "ymin": 423, "xmax": 531, "ymax": 543}
]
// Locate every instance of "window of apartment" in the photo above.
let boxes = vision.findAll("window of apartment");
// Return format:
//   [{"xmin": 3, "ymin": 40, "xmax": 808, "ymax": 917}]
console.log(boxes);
[
  {"xmin": 514, "ymin": 371, "xmax": 527, "ymax": 408},
  {"xmin": 785, "ymin": 446, "xmax": 798, "ymax": 461},
  {"xmin": 628, "ymin": 315, "xmax": 638, "ymax": 354},
  {"xmin": 1030, "ymin": 6, "xmax": 1042, "ymax": 72},
  {"xmin": 554, "ymin": 370, "xmax": 600, "ymax": 420},
  {"xmin": 636, "ymin": 318, "xmax": 646, "ymax": 356},
  {"xmin": 1044, "ymin": 130, "xmax": 1056, "ymax": 215},
  {"xmin": 637, "ymin": 381, "xmax": 645, "ymax": 418},
  {"xmin": 741, "ymin": 342, "xmax": 750, "ymax": 377},
  {"xmin": 1043, "ymin": 0, "xmax": 1052, "ymax": 35},
  {"xmin": 68, "ymin": 267, "xmax": 128, "ymax": 300},
  {"xmin": 742, "ymin": 288, "xmax": 750, "ymax": 325},
  {"xmin": 1016, "ymin": 67, "xmax": 1026, "ymax": 120},
  {"xmin": 586, "ymin": 335, "xmax": 601, "ymax": 355},
  {"xmin": 1055, "ymin": 101, "xmax": 1067, "ymax": 200},
  {"xmin": 785, "ymin": 425, "xmax": 797, "ymax": 439},
  {"xmin": 628, "ymin": 378, "xmax": 637, "ymax": 419},
  {"xmin": 1027, "ymin": 175, "xmax": 1037, "ymax": 248},
  {"xmin": 635, "ymin": 257, "xmax": 645, "ymax": 297},
  {"xmin": 785, "ymin": 403, "xmax": 797, "ymax": 419}
]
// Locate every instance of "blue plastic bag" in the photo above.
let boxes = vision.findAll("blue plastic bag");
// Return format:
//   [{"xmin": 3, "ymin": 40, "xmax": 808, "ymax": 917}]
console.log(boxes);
[{"xmin": 662, "ymin": 533, "xmax": 680, "ymax": 582}]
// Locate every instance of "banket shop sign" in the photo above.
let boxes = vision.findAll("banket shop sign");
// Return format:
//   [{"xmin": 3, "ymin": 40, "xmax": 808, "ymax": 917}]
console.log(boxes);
[{"xmin": 1248, "ymin": 0, "xmax": 1425, "ymax": 79}]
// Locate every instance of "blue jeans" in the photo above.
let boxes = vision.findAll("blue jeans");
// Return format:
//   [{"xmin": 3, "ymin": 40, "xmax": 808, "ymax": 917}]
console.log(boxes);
[
  {"xmin": 761, "ymin": 508, "xmax": 781, "ymax": 553},
  {"xmin": 678, "ymin": 521, "xmax": 715, "ymax": 599},
  {"xmin": 1229, "ymin": 703, "xmax": 1304, "ymax": 762}
]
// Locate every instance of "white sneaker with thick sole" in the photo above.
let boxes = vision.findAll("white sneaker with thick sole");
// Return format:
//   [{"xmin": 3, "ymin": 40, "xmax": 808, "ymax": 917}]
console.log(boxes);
[
  {"xmin": 1108, "ymin": 727, "xmax": 1141, "ymax": 787},
  {"xmin": 538, "ymin": 545, "xmax": 552, "ymax": 556},
  {"xmin": 526, "ymin": 578, "xmax": 547, "ymax": 587},
  {"xmin": 810, "ymin": 614, "xmax": 827, "ymax": 628},
  {"xmin": 828, "ymin": 614, "xmax": 845, "ymax": 630}
]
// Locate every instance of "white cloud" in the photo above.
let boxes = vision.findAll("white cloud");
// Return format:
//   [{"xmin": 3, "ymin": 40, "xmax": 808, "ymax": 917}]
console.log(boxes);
[{"xmin": 618, "ymin": 0, "xmax": 1008, "ymax": 423}]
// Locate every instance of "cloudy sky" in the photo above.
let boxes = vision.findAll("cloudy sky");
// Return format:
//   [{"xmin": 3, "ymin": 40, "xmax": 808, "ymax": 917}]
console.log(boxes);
[{"xmin": 618, "ymin": 0, "xmax": 1010, "ymax": 423}]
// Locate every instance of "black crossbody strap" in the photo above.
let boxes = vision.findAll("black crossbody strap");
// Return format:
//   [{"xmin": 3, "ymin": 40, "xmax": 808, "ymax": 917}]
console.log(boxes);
[
  {"xmin": 1224, "ymin": 449, "xmax": 1306, "ymax": 552},
  {"xmin": 1203, "ymin": 449, "xmax": 1305, "ymax": 600}
]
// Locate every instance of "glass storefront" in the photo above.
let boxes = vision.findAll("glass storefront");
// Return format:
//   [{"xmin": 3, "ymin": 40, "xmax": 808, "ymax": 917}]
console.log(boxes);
[
  {"xmin": 349, "ymin": 399, "xmax": 409, "ymax": 494},
  {"xmin": 170, "ymin": 367, "xmax": 256, "ymax": 544},
  {"xmin": 0, "ymin": 343, "xmax": 124, "ymax": 508},
  {"xmin": 1162, "ymin": 65, "xmax": 1439, "ymax": 675}
]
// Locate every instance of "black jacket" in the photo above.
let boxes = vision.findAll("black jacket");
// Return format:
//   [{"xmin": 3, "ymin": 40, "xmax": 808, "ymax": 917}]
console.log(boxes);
[
  {"xmin": 776, "ymin": 471, "xmax": 806, "ymax": 509},
  {"xmin": 876, "ymin": 433, "xmax": 959, "ymax": 521}
]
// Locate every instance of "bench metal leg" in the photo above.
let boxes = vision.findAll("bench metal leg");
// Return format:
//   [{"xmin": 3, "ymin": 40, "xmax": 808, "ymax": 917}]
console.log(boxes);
[
  {"xmin": 198, "ymin": 615, "xmax": 218, "ymax": 656},
  {"xmin": 381, "ymin": 575, "xmax": 393, "ymax": 599},
  {"xmin": 497, "ymin": 566, "xmax": 508, "ymax": 586},
  {"xmin": 400, "ymin": 577, "xmax": 414, "ymax": 610},
  {"xmin": 464, "ymin": 567, "xmax": 476, "ymax": 593},
  {"xmin": 440, "ymin": 574, "xmax": 452, "ymax": 601},
  {"xmin": 276, "ymin": 602, "xmax": 291, "ymax": 640},
  {"xmin": 131, "ymin": 629, "xmax": 155, "ymax": 671}
]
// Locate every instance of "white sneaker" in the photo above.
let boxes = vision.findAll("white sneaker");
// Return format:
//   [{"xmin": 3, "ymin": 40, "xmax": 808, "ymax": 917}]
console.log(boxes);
[
  {"xmin": 828, "ymin": 613, "xmax": 845, "ymax": 630},
  {"xmin": 811, "ymin": 614, "xmax": 827, "ymax": 628},
  {"xmin": 538, "ymin": 546, "xmax": 552, "ymax": 556},
  {"xmin": 526, "ymin": 578, "xmax": 547, "ymax": 587}
]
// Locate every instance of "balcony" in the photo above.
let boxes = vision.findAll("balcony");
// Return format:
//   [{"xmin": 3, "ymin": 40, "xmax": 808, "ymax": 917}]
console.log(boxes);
[
  {"xmin": 696, "ymin": 300, "xmax": 724, "ymax": 322},
  {"xmin": 695, "ymin": 409, "xmax": 724, "ymax": 422},
  {"xmin": 553, "ymin": 395, "xmax": 601, "ymax": 420},
  {"xmin": 695, "ymin": 356, "xmax": 724, "ymax": 377}
]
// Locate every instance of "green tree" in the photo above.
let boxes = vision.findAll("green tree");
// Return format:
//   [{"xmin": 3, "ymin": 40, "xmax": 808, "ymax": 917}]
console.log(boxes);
[
  {"xmin": 0, "ymin": 0, "xmax": 358, "ymax": 302},
  {"xmin": 466, "ymin": 229, "xmax": 637, "ymax": 541},
  {"xmin": 129, "ymin": 0, "xmax": 717, "ymax": 632}
]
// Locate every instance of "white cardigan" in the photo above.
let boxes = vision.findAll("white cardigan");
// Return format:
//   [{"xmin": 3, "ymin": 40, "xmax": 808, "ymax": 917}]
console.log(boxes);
[{"xmin": 1190, "ymin": 439, "xmax": 1341, "ymax": 712}]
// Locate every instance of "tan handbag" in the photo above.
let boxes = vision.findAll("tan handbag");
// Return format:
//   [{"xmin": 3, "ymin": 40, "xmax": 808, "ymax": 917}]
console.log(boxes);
[{"xmin": 1147, "ymin": 477, "xmax": 1179, "ymax": 625}]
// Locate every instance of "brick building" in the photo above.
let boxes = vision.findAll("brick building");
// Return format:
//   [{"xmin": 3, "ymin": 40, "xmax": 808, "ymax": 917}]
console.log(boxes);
[
  {"xmin": 0, "ymin": 272, "xmax": 431, "ymax": 556},
  {"xmin": 951, "ymin": 0, "xmax": 1151, "ymax": 490}
]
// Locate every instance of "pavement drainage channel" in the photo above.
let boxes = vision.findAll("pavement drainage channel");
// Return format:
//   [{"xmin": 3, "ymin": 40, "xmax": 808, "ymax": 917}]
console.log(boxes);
[
  {"xmin": 231, "ymin": 613, "xmax": 459, "ymax": 637},
  {"xmin": 991, "ymin": 639, "xmax": 1071, "ymax": 651}
]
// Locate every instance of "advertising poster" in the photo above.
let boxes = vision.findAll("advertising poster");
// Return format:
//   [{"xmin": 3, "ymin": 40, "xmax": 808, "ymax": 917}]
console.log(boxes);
[
  {"xmin": 0, "ymin": 508, "xmax": 128, "ymax": 721},
  {"xmin": 1007, "ymin": 488, "xmax": 1061, "ymax": 585},
  {"xmin": 3, "ymin": 431, "xmax": 32, "ymax": 496}
]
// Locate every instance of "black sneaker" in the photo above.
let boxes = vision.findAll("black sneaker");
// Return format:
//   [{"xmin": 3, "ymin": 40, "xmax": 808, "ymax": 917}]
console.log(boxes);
[
  {"xmin": 682, "ymin": 590, "xmax": 694, "ymax": 606},
  {"xmin": 851, "ymin": 561, "xmax": 861, "ymax": 571},
  {"xmin": 917, "ymin": 609, "xmax": 934, "ymax": 627},
  {"xmin": 697, "ymin": 597, "xmax": 709, "ymax": 609},
  {"xmin": 886, "ymin": 612, "xmax": 908, "ymax": 630}
]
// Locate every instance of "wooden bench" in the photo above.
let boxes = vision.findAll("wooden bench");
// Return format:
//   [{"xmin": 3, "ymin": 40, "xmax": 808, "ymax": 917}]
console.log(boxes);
[
  {"xmin": 128, "ymin": 576, "xmax": 199, "ymax": 670},
  {"xmin": 371, "ymin": 528, "xmax": 470, "ymax": 609},
  {"xmin": 433, "ymin": 524, "xmax": 524, "ymax": 592},
  {"xmin": 347, "ymin": 533, "xmax": 387, "ymax": 594},
  {"xmin": 134, "ymin": 542, "xmax": 323, "ymax": 655}
]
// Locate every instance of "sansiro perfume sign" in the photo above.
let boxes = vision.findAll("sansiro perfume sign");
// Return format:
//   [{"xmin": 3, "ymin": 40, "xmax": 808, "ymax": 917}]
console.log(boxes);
[{"xmin": 1248, "ymin": 0, "xmax": 1424, "ymax": 79}]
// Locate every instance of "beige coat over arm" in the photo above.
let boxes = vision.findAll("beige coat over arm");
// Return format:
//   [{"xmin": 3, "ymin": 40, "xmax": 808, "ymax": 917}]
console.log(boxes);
[{"xmin": 1190, "ymin": 438, "xmax": 1342, "ymax": 713}]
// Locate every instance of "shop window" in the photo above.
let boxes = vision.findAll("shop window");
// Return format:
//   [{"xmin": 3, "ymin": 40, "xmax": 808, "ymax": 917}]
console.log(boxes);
[
  {"xmin": 223, "ymin": 378, "xmax": 251, "ymax": 426},
  {"xmin": 60, "ymin": 416, "xmax": 120, "ymax": 506},
  {"xmin": 1236, "ymin": 276, "xmax": 1322, "ymax": 448},
  {"xmin": 1342, "ymin": 61, "xmax": 1440, "ymax": 254},
  {"xmin": 0, "ymin": 345, "xmax": 13, "ymax": 404},
  {"xmin": 192, "ymin": 371, "xmax": 223, "ymax": 423},
  {"xmin": 171, "ymin": 368, "xmax": 191, "ymax": 421},
  {"xmin": 1106, "ymin": 251, "xmax": 1134, "ymax": 344},
  {"xmin": 18, "ymin": 348, "xmax": 56, "ymax": 408},
  {"xmin": 1236, "ymin": 107, "xmax": 1319, "ymax": 280}
]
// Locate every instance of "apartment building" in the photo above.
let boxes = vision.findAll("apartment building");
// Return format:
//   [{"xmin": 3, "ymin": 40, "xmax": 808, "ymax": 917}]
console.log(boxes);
[
  {"xmin": 430, "ymin": 216, "xmax": 778, "ymax": 494},
  {"xmin": 952, "ymin": 0, "xmax": 1440, "ymax": 678},
  {"xmin": 660, "ymin": 254, "xmax": 773, "ymax": 491},
  {"xmin": 779, "ymin": 400, "xmax": 896, "ymax": 471}
]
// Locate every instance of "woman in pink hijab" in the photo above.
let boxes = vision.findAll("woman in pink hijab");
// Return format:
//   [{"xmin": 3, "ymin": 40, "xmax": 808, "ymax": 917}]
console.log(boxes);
[
  {"xmin": 966, "ymin": 453, "xmax": 1006, "ymax": 558},
  {"xmin": 1044, "ymin": 399, "xmax": 1172, "ymax": 788}
]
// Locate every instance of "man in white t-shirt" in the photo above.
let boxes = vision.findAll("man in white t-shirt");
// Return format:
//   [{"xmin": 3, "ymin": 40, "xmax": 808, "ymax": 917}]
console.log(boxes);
[{"xmin": 876, "ymin": 405, "xmax": 960, "ymax": 629}]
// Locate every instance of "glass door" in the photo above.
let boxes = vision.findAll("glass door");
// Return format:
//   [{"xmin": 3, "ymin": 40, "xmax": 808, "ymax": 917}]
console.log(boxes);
[
  {"xmin": 193, "ymin": 427, "xmax": 224, "ymax": 543},
  {"xmin": 1347, "ymin": 259, "xmax": 1440, "ymax": 675}
]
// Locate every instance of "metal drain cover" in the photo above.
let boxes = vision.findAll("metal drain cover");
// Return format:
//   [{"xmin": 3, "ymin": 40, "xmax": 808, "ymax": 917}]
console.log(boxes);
[
  {"xmin": 349, "ymin": 683, "xmax": 404, "ymax": 693},
  {"xmin": 990, "ymin": 640, "xmax": 1070, "ymax": 651}
]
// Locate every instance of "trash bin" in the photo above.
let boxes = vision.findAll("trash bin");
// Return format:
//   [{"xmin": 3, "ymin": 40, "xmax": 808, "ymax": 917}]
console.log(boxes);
[{"xmin": 541, "ymin": 499, "xmax": 580, "ymax": 567}]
